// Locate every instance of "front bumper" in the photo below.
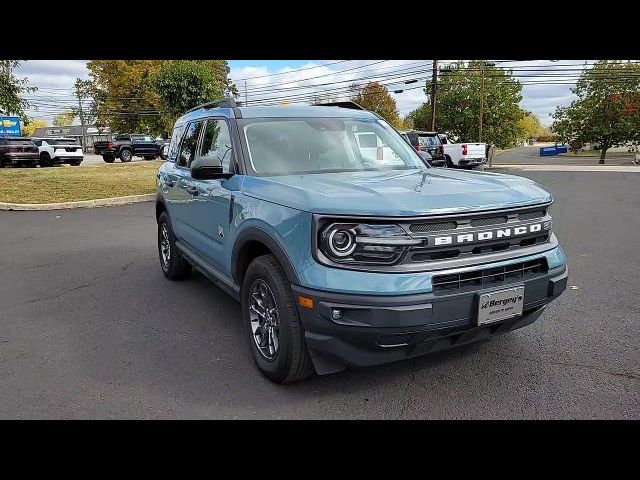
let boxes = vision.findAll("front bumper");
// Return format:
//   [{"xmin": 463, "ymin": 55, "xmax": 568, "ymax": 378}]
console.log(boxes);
[
  {"xmin": 292, "ymin": 265, "xmax": 567, "ymax": 374},
  {"xmin": 52, "ymin": 155, "xmax": 84, "ymax": 164}
]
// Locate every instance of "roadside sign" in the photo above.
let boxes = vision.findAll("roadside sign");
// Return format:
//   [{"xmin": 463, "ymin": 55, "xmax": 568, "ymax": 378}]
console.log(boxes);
[{"xmin": 0, "ymin": 116, "xmax": 22, "ymax": 136}]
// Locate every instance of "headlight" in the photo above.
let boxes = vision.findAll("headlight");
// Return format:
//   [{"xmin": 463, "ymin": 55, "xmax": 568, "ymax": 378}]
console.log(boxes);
[{"xmin": 318, "ymin": 222, "xmax": 423, "ymax": 266}]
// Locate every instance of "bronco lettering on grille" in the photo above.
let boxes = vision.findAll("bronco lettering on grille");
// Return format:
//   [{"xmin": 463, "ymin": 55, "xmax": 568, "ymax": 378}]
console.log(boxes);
[{"xmin": 432, "ymin": 222, "xmax": 546, "ymax": 247}]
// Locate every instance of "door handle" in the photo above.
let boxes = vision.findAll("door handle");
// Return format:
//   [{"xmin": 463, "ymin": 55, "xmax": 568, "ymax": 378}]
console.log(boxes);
[{"xmin": 185, "ymin": 185, "xmax": 199, "ymax": 196}]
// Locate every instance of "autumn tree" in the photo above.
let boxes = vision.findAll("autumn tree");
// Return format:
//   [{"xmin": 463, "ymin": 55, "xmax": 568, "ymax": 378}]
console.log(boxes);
[
  {"xmin": 86, "ymin": 60, "xmax": 166, "ymax": 135},
  {"xmin": 0, "ymin": 60, "xmax": 36, "ymax": 122},
  {"xmin": 86, "ymin": 60, "xmax": 236, "ymax": 137},
  {"xmin": 52, "ymin": 110, "xmax": 76, "ymax": 126},
  {"xmin": 22, "ymin": 119, "xmax": 48, "ymax": 136},
  {"xmin": 410, "ymin": 61, "xmax": 525, "ymax": 148},
  {"xmin": 552, "ymin": 60, "xmax": 640, "ymax": 163},
  {"xmin": 350, "ymin": 82, "xmax": 402, "ymax": 128},
  {"xmin": 518, "ymin": 111, "xmax": 545, "ymax": 140}
]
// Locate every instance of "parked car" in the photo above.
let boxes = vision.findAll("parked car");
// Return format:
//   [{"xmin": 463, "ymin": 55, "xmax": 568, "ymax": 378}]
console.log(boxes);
[
  {"xmin": 32, "ymin": 137, "xmax": 83, "ymax": 167},
  {"xmin": 0, "ymin": 137, "xmax": 39, "ymax": 168},
  {"xmin": 94, "ymin": 134, "xmax": 163, "ymax": 163},
  {"xmin": 399, "ymin": 130, "xmax": 446, "ymax": 166},
  {"xmin": 156, "ymin": 98, "xmax": 568, "ymax": 383},
  {"xmin": 438, "ymin": 133, "xmax": 486, "ymax": 168}
]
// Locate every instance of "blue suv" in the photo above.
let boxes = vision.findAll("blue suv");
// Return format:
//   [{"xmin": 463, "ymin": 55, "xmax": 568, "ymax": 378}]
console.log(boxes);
[{"xmin": 156, "ymin": 98, "xmax": 568, "ymax": 383}]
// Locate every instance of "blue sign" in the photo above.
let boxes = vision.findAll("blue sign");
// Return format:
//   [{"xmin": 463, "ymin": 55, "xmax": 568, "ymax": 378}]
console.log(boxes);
[{"xmin": 0, "ymin": 116, "xmax": 22, "ymax": 137}]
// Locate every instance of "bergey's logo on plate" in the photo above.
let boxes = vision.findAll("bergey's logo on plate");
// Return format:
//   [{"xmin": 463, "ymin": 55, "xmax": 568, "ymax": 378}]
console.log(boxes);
[{"xmin": 481, "ymin": 294, "xmax": 524, "ymax": 309}]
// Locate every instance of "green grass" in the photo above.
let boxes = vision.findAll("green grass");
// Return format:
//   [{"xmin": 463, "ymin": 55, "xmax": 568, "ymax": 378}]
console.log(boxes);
[
  {"xmin": 563, "ymin": 150, "xmax": 633, "ymax": 157},
  {"xmin": 0, "ymin": 161, "xmax": 162, "ymax": 204}
]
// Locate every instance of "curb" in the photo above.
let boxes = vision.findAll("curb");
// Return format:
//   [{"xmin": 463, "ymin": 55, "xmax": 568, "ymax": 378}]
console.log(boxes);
[
  {"xmin": 0, "ymin": 194, "xmax": 156, "ymax": 211},
  {"xmin": 487, "ymin": 165, "xmax": 640, "ymax": 172}
]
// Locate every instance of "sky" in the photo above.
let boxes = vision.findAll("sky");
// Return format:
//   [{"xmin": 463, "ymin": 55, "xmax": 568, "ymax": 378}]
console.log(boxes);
[{"xmin": 13, "ymin": 60, "xmax": 595, "ymax": 127}]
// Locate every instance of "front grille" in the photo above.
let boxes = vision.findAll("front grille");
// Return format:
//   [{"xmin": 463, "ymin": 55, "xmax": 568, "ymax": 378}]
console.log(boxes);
[
  {"xmin": 470, "ymin": 215, "xmax": 508, "ymax": 227},
  {"xmin": 518, "ymin": 209, "xmax": 546, "ymax": 221},
  {"xmin": 409, "ymin": 221, "xmax": 457, "ymax": 233},
  {"xmin": 432, "ymin": 258, "xmax": 548, "ymax": 292}
]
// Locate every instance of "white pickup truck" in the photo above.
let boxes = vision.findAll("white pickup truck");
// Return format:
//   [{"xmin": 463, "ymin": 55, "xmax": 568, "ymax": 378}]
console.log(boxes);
[{"xmin": 438, "ymin": 134, "xmax": 486, "ymax": 169}]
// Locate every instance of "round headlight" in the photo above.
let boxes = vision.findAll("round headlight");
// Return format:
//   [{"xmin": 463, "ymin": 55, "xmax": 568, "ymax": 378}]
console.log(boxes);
[{"xmin": 328, "ymin": 228, "xmax": 356, "ymax": 257}]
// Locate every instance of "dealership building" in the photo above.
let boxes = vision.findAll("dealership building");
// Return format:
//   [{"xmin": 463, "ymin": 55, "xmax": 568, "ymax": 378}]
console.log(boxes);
[{"xmin": 31, "ymin": 125, "xmax": 112, "ymax": 151}]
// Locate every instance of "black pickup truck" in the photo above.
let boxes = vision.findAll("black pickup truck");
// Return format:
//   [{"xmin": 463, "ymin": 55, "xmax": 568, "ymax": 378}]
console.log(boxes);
[{"xmin": 94, "ymin": 134, "xmax": 163, "ymax": 163}]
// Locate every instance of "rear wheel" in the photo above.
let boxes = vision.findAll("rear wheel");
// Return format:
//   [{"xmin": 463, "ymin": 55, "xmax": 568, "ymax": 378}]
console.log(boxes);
[
  {"xmin": 40, "ymin": 152, "xmax": 52, "ymax": 168},
  {"xmin": 144, "ymin": 156, "xmax": 156, "ymax": 160},
  {"xmin": 103, "ymin": 155, "xmax": 115, "ymax": 163},
  {"xmin": 158, "ymin": 211, "xmax": 192, "ymax": 280},
  {"xmin": 445, "ymin": 155, "xmax": 455, "ymax": 168},
  {"xmin": 120, "ymin": 149, "xmax": 132, "ymax": 162},
  {"xmin": 69, "ymin": 161, "xmax": 82, "ymax": 166},
  {"xmin": 242, "ymin": 254, "xmax": 314, "ymax": 383}
]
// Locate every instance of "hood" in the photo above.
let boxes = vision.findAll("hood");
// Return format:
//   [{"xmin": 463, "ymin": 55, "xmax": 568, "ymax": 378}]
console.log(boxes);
[{"xmin": 241, "ymin": 168, "xmax": 553, "ymax": 216}]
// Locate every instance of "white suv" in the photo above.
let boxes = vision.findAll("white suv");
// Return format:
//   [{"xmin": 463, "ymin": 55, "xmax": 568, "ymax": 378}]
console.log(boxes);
[{"xmin": 32, "ymin": 137, "xmax": 83, "ymax": 167}]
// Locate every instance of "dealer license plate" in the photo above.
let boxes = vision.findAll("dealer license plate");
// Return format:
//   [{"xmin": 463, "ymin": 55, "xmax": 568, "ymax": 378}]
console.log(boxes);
[{"xmin": 477, "ymin": 286, "xmax": 525, "ymax": 326}]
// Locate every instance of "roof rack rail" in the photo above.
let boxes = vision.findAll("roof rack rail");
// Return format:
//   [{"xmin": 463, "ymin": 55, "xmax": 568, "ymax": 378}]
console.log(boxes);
[
  {"xmin": 185, "ymin": 97, "xmax": 238, "ymax": 114},
  {"xmin": 315, "ymin": 101, "xmax": 365, "ymax": 110}
]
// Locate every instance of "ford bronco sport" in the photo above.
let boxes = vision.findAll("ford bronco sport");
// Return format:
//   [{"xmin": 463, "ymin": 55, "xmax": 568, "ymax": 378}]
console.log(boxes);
[{"xmin": 156, "ymin": 98, "xmax": 568, "ymax": 383}]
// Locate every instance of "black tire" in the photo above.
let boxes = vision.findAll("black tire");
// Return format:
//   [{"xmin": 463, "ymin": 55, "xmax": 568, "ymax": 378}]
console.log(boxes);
[
  {"xmin": 445, "ymin": 155, "xmax": 455, "ymax": 168},
  {"xmin": 120, "ymin": 149, "xmax": 132, "ymax": 162},
  {"xmin": 40, "ymin": 152, "xmax": 52, "ymax": 168},
  {"xmin": 159, "ymin": 150, "xmax": 167, "ymax": 161},
  {"xmin": 28, "ymin": 161, "xmax": 38, "ymax": 168},
  {"xmin": 157, "ymin": 211, "xmax": 192, "ymax": 280},
  {"xmin": 242, "ymin": 254, "xmax": 314, "ymax": 383},
  {"xmin": 103, "ymin": 155, "xmax": 115, "ymax": 163},
  {"xmin": 144, "ymin": 156, "xmax": 156, "ymax": 160},
  {"xmin": 69, "ymin": 161, "xmax": 82, "ymax": 166}
]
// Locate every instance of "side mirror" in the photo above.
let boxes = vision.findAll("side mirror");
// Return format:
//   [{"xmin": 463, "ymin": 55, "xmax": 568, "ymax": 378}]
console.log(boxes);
[{"xmin": 190, "ymin": 155, "xmax": 226, "ymax": 180}]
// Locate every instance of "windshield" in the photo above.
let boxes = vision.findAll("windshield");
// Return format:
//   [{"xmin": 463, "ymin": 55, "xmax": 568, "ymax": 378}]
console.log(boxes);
[{"xmin": 242, "ymin": 117, "xmax": 428, "ymax": 175}]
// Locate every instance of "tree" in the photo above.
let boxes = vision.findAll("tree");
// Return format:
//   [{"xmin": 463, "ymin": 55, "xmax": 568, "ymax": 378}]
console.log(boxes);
[
  {"xmin": 411, "ymin": 61, "xmax": 525, "ymax": 148},
  {"xmin": 52, "ymin": 110, "xmax": 77, "ymax": 126},
  {"xmin": 518, "ymin": 111, "xmax": 544, "ymax": 141},
  {"xmin": 22, "ymin": 119, "xmax": 48, "ymax": 136},
  {"xmin": 151, "ymin": 60, "xmax": 234, "ymax": 134},
  {"xmin": 0, "ymin": 60, "xmax": 36, "ymax": 122},
  {"xmin": 350, "ymin": 82, "xmax": 402, "ymax": 128},
  {"xmin": 551, "ymin": 60, "xmax": 640, "ymax": 163}
]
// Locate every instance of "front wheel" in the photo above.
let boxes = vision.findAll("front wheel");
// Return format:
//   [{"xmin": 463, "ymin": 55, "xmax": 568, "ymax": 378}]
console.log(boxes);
[
  {"xmin": 144, "ymin": 156, "xmax": 156, "ymax": 160},
  {"xmin": 157, "ymin": 212, "xmax": 192, "ymax": 280},
  {"xmin": 103, "ymin": 155, "xmax": 115, "ymax": 163},
  {"xmin": 120, "ymin": 149, "xmax": 132, "ymax": 162},
  {"xmin": 40, "ymin": 152, "xmax": 52, "ymax": 168},
  {"xmin": 242, "ymin": 255, "xmax": 314, "ymax": 383}
]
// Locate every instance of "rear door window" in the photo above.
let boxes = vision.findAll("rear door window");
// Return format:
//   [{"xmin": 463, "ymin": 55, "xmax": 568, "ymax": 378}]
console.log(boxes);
[
  {"xmin": 200, "ymin": 119, "xmax": 233, "ymax": 173},
  {"xmin": 177, "ymin": 121, "xmax": 203, "ymax": 168}
]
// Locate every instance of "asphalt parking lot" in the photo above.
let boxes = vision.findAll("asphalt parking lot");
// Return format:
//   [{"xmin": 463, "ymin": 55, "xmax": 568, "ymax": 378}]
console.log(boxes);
[{"xmin": 1, "ymin": 170, "xmax": 638, "ymax": 419}]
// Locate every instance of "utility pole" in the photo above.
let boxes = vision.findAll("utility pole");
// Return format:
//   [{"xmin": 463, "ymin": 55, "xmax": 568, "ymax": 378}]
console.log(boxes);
[
  {"xmin": 430, "ymin": 59, "xmax": 438, "ymax": 131},
  {"xmin": 479, "ymin": 60, "xmax": 485, "ymax": 143},
  {"xmin": 75, "ymin": 81, "xmax": 87, "ymax": 153},
  {"xmin": 244, "ymin": 81, "xmax": 248, "ymax": 106}
]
